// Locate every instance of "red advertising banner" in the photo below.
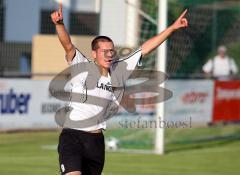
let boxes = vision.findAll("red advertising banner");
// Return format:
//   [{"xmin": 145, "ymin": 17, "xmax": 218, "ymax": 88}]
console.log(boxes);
[{"xmin": 213, "ymin": 81, "xmax": 240, "ymax": 123}]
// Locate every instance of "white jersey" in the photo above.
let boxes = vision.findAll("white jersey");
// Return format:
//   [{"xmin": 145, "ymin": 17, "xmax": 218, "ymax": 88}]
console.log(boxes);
[
  {"xmin": 66, "ymin": 48, "xmax": 142, "ymax": 131},
  {"xmin": 203, "ymin": 56, "xmax": 238, "ymax": 78}
]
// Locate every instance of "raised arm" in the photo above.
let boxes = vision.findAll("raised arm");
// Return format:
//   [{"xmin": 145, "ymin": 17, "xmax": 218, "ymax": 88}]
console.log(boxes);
[
  {"xmin": 141, "ymin": 10, "xmax": 188, "ymax": 57},
  {"xmin": 51, "ymin": 2, "xmax": 75, "ymax": 62}
]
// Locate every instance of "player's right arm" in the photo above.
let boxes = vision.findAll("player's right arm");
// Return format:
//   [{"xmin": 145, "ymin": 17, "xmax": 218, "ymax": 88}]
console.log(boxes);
[{"xmin": 51, "ymin": 2, "xmax": 75, "ymax": 62}]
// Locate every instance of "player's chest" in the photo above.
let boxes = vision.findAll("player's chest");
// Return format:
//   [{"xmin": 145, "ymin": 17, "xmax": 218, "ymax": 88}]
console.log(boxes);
[
  {"xmin": 88, "ymin": 80, "xmax": 113, "ymax": 99},
  {"xmin": 71, "ymin": 75, "xmax": 113, "ymax": 100}
]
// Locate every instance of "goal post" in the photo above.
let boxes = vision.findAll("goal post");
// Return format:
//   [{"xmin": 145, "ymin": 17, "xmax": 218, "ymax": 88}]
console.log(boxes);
[
  {"xmin": 125, "ymin": 0, "xmax": 168, "ymax": 155},
  {"xmin": 155, "ymin": 0, "xmax": 168, "ymax": 155}
]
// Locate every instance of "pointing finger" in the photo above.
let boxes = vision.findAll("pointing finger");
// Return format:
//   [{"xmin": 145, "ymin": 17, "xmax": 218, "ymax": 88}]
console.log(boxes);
[
  {"xmin": 59, "ymin": 0, "xmax": 63, "ymax": 14},
  {"xmin": 179, "ymin": 9, "xmax": 188, "ymax": 19}
]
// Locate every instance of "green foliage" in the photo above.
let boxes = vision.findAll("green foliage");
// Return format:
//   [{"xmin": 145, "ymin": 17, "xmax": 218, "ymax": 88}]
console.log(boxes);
[{"xmin": 140, "ymin": 0, "xmax": 240, "ymax": 77}]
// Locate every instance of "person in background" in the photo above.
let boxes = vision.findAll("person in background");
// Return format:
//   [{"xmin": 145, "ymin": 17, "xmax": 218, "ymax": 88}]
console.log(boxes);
[{"xmin": 202, "ymin": 45, "xmax": 238, "ymax": 79}]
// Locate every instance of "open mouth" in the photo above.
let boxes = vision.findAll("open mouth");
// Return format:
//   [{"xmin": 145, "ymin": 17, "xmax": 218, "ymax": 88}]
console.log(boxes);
[{"xmin": 105, "ymin": 60, "xmax": 113, "ymax": 64}]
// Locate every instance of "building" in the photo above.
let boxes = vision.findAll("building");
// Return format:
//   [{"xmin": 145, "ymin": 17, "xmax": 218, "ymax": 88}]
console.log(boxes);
[{"xmin": 0, "ymin": 0, "xmax": 139, "ymax": 77}]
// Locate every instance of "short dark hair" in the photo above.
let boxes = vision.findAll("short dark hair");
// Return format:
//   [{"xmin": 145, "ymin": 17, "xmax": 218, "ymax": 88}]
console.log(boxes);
[{"xmin": 91, "ymin": 36, "xmax": 113, "ymax": 50}]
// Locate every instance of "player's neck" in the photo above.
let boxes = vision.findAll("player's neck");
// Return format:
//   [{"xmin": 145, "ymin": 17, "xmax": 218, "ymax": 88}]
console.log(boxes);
[
  {"xmin": 94, "ymin": 60, "xmax": 110, "ymax": 77},
  {"xmin": 99, "ymin": 66, "xmax": 109, "ymax": 77}
]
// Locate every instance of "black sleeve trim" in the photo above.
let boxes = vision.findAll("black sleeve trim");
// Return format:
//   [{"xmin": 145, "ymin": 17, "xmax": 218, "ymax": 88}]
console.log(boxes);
[
  {"xmin": 113, "ymin": 47, "xmax": 142, "ymax": 63},
  {"xmin": 70, "ymin": 48, "xmax": 92, "ymax": 63}
]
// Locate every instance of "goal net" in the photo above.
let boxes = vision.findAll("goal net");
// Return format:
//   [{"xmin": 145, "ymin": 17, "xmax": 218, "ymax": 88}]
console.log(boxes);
[{"xmin": 106, "ymin": 0, "xmax": 240, "ymax": 154}]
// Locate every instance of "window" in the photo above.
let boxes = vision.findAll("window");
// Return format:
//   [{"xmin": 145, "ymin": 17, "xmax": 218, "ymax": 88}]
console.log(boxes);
[
  {"xmin": 20, "ymin": 52, "xmax": 31, "ymax": 74},
  {"xmin": 40, "ymin": 9, "xmax": 55, "ymax": 34},
  {"xmin": 70, "ymin": 12, "xmax": 99, "ymax": 35}
]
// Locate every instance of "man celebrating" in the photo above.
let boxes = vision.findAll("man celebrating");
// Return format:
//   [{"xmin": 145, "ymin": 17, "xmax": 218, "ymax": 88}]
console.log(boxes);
[{"xmin": 51, "ymin": 2, "xmax": 188, "ymax": 175}]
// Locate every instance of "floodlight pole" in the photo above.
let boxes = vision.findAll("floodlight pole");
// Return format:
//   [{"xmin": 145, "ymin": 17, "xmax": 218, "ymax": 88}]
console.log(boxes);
[
  {"xmin": 95, "ymin": 0, "xmax": 101, "ymax": 13},
  {"xmin": 126, "ymin": 0, "xmax": 140, "ymax": 47},
  {"xmin": 155, "ymin": 0, "xmax": 168, "ymax": 155}
]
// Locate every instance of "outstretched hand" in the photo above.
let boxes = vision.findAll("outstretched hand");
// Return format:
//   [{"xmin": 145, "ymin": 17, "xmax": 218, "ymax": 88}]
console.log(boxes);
[
  {"xmin": 51, "ymin": 1, "xmax": 63, "ymax": 25},
  {"xmin": 141, "ymin": 9, "xmax": 189, "ymax": 57},
  {"xmin": 171, "ymin": 9, "xmax": 188, "ymax": 31}
]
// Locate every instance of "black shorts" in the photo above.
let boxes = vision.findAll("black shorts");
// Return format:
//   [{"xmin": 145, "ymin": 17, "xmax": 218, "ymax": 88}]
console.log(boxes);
[{"xmin": 58, "ymin": 128, "xmax": 105, "ymax": 175}]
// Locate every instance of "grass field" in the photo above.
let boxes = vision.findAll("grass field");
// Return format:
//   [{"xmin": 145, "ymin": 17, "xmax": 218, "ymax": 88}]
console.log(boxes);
[{"xmin": 0, "ymin": 125, "xmax": 240, "ymax": 175}]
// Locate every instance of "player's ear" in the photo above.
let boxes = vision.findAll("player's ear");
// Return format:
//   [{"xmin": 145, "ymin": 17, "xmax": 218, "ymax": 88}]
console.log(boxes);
[{"xmin": 92, "ymin": 50, "xmax": 97, "ymax": 60}]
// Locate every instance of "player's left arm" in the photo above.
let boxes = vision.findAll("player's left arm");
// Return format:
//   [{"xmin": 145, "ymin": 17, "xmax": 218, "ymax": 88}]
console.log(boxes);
[{"xmin": 141, "ymin": 10, "xmax": 188, "ymax": 57}]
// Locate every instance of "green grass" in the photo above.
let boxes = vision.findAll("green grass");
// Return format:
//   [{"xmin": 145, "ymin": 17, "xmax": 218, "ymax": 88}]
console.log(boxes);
[
  {"xmin": 0, "ymin": 125, "xmax": 240, "ymax": 175},
  {"xmin": 105, "ymin": 124, "xmax": 240, "ymax": 151}
]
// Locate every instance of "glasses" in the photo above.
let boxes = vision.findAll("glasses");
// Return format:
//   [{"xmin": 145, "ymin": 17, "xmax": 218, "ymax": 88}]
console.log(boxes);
[
  {"xmin": 97, "ymin": 49, "xmax": 117, "ymax": 59},
  {"xmin": 99, "ymin": 49, "xmax": 115, "ymax": 54}
]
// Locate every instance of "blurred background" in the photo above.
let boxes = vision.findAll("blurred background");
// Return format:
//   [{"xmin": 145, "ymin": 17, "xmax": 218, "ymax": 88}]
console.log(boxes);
[{"xmin": 0, "ymin": 0, "xmax": 240, "ymax": 175}]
